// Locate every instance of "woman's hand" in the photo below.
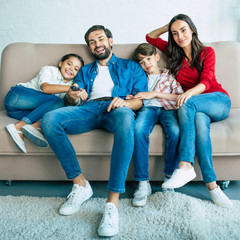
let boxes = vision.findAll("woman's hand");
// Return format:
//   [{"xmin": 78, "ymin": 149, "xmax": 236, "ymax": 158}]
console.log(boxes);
[{"xmin": 176, "ymin": 91, "xmax": 193, "ymax": 107}]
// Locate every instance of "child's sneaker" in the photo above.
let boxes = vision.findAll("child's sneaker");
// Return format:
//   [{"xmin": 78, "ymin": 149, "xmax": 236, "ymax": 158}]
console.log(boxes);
[
  {"xmin": 98, "ymin": 202, "xmax": 119, "ymax": 237},
  {"xmin": 132, "ymin": 181, "xmax": 152, "ymax": 207},
  {"xmin": 59, "ymin": 180, "xmax": 93, "ymax": 215}
]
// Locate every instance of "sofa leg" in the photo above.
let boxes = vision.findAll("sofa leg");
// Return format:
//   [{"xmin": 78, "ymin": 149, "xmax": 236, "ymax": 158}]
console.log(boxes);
[
  {"xmin": 217, "ymin": 181, "xmax": 230, "ymax": 190},
  {"xmin": 5, "ymin": 180, "xmax": 12, "ymax": 186}
]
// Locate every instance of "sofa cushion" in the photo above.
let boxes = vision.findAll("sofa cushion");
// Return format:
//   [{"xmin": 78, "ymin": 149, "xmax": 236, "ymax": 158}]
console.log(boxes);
[{"xmin": 1, "ymin": 108, "xmax": 240, "ymax": 156}]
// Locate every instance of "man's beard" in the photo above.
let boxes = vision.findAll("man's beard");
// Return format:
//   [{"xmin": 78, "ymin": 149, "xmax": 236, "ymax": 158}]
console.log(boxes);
[{"xmin": 92, "ymin": 46, "xmax": 111, "ymax": 60}]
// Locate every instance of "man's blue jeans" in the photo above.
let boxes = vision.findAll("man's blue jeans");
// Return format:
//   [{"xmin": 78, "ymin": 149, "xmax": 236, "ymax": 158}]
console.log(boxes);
[
  {"xmin": 133, "ymin": 106, "xmax": 180, "ymax": 180},
  {"xmin": 4, "ymin": 86, "xmax": 65, "ymax": 124},
  {"xmin": 41, "ymin": 100, "xmax": 136, "ymax": 193},
  {"xmin": 178, "ymin": 92, "xmax": 231, "ymax": 183}
]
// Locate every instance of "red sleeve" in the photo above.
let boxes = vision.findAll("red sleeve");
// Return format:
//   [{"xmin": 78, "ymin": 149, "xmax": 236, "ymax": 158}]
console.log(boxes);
[
  {"xmin": 146, "ymin": 34, "xmax": 168, "ymax": 53},
  {"xmin": 199, "ymin": 47, "xmax": 215, "ymax": 91}
]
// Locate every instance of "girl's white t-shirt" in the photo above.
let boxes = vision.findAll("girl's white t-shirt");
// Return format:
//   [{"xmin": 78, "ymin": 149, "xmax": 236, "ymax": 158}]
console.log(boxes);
[{"xmin": 18, "ymin": 66, "xmax": 73, "ymax": 99}]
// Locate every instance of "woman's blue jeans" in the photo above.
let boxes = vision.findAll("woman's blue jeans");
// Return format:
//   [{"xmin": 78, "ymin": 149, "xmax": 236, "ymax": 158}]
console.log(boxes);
[
  {"xmin": 178, "ymin": 92, "xmax": 231, "ymax": 183},
  {"xmin": 4, "ymin": 86, "xmax": 65, "ymax": 124},
  {"xmin": 133, "ymin": 106, "xmax": 180, "ymax": 180},
  {"xmin": 41, "ymin": 100, "xmax": 136, "ymax": 193}
]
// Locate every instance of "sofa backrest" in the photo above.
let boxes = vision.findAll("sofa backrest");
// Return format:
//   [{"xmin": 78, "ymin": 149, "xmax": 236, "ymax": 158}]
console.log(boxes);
[{"xmin": 1, "ymin": 41, "xmax": 240, "ymax": 110}]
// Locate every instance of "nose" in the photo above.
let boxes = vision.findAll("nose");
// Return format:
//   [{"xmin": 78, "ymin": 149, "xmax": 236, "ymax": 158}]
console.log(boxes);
[{"xmin": 178, "ymin": 32, "xmax": 183, "ymax": 40}]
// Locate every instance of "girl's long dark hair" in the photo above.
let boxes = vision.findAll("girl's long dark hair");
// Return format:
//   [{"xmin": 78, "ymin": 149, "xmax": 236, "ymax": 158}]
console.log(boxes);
[{"xmin": 167, "ymin": 14, "xmax": 205, "ymax": 76}]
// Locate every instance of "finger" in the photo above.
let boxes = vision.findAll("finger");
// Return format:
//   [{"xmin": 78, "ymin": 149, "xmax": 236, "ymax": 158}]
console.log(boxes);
[{"xmin": 107, "ymin": 98, "xmax": 117, "ymax": 112}]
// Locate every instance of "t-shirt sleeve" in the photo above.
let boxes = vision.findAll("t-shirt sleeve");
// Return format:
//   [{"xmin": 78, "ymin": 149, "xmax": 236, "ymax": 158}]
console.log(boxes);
[
  {"xmin": 131, "ymin": 62, "xmax": 148, "ymax": 96},
  {"xmin": 146, "ymin": 34, "xmax": 168, "ymax": 53},
  {"xmin": 199, "ymin": 47, "xmax": 215, "ymax": 91},
  {"xmin": 37, "ymin": 66, "xmax": 63, "ymax": 90}
]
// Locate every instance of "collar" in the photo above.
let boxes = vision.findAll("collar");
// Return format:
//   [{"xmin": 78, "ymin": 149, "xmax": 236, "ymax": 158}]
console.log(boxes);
[{"xmin": 94, "ymin": 53, "xmax": 117, "ymax": 67}]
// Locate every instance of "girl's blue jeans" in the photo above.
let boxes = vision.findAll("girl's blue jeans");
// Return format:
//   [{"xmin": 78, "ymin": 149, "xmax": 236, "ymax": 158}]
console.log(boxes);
[
  {"xmin": 178, "ymin": 92, "xmax": 231, "ymax": 183},
  {"xmin": 133, "ymin": 106, "xmax": 180, "ymax": 180},
  {"xmin": 41, "ymin": 100, "xmax": 136, "ymax": 193},
  {"xmin": 4, "ymin": 86, "xmax": 65, "ymax": 124}
]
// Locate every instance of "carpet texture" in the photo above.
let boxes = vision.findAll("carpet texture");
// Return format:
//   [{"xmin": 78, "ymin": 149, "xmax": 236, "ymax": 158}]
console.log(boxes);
[{"xmin": 0, "ymin": 192, "xmax": 239, "ymax": 240}]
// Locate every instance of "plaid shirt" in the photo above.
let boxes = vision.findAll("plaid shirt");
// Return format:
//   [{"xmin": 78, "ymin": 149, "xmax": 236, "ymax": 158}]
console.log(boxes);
[{"xmin": 148, "ymin": 68, "xmax": 184, "ymax": 110}]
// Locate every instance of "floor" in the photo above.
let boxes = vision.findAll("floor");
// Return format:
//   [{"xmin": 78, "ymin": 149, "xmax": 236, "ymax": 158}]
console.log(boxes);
[{"xmin": 1, "ymin": 180, "xmax": 240, "ymax": 201}]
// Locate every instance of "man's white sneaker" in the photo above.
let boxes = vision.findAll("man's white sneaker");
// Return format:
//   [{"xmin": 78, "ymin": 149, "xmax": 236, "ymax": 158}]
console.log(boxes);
[
  {"xmin": 208, "ymin": 186, "xmax": 233, "ymax": 208},
  {"xmin": 98, "ymin": 202, "xmax": 119, "ymax": 237},
  {"xmin": 161, "ymin": 167, "xmax": 196, "ymax": 189},
  {"xmin": 132, "ymin": 181, "xmax": 152, "ymax": 207},
  {"xmin": 162, "ymin": 178, "xmax": 174, "ymax": 192},
  {"xmin": 59, "ymin": 181, "xmax": 93, "ymax": 215}
]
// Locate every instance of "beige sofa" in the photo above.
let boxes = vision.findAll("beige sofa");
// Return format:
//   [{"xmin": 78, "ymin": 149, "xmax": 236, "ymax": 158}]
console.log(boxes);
[{"xmin": 0, "ymin": 41, "xmax": 240, "ymax": 182}]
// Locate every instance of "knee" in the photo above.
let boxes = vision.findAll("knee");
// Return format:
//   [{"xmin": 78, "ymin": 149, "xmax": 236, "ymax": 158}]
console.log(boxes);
[
  {"xmin": 165, "ymin": 124, "xmax": 180, "ymax": 142},
  {"xmin": 113, "ymin": 108, "xmax": 135, "ymax": 136},
  {"xmin": 41, "ymin": 110, "xmax": 60, "ymax": 134}
]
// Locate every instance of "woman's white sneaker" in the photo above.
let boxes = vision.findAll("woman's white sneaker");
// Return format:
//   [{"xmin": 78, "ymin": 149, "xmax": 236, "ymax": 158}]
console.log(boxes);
[
  {"xmin": 98, "ymin": 202, "xmax": 119, "ymax": 237},
  {"xmin": 208, "ymin": 186, "xmax": 233, "ymax": 208},
  {"xmin": 132, "ymin": 181, "xmax": 152, "ymax": 207},
  {"xmin": 161, "ymin": 167, "xmax": 196, "ymax": 189},
  {"xmin": 59, "ymin": 181, "xmax": 93, "ymax": 215}
]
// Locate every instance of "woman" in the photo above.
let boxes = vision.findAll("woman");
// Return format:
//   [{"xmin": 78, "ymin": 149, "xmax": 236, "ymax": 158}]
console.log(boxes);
[{"xmin": 146, "ymin": 14, "xmax": 233, "ymax": 208}]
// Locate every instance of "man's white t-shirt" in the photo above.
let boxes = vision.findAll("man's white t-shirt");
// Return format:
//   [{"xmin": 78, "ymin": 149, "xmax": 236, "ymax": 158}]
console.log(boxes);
[{"xmin": 88, "ymin": 63, "xmax": 114, "ymax": 100}]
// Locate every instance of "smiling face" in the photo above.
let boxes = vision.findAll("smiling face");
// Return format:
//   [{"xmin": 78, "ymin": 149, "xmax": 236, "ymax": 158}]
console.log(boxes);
[
  {"xmin": 59, "ymin": 56, "xmax": 82, "ymax": 81},
  {"xmin": 170, "ymin": 19, "xmax": 193, "ymax": 50},
  {"xmin": 87, "ymin": 29, "xmax": 113, "ymax": 60},
  {"xmin": 138, "ymin": 53, "xmax": 160, "ymax": 75}
]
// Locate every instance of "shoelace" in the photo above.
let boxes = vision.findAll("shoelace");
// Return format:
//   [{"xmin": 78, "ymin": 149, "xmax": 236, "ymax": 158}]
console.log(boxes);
[
  {"xmin": 101, "ymin": 206, "xmax": 117, "ymax": 227},
  {"xmin": 134, "ymin": 184, "xmax": 148, "ymax": 197},
  {"xmin": 66, "ymin": 186, "xmax": 82, "ymax": 204}
]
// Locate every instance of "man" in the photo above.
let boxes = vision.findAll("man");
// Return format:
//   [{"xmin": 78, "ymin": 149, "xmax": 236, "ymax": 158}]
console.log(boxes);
[{"xmin": 41, "ymin": 25, "xmax": 148, "ymax": 237}]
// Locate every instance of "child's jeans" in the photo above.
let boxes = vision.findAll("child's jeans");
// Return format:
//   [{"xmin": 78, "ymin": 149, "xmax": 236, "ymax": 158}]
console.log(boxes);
[
  {"xmin": 133, "ymin": 106, "xmax": 180, "ymax": 180},
  {"xmin": 4, "ymin": 85, "xmax": 65, "ymax": 124}
]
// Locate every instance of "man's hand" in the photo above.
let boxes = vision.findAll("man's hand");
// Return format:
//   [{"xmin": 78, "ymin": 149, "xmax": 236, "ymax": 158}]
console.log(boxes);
[
  {"xmin": 107, "ymin": 97, "xmax": 130, "ymax": 112},
  {"xmin": 66, "ymin": 84, "xmax": 88, "ymax": 105}
]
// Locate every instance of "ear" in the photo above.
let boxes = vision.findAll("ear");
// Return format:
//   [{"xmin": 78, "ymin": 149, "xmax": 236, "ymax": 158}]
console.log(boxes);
[
  {"xmin": 109, "ymin": 37, "xmax": 113, "ymax": 47},
  {"xmin": 58, "ymin": 61, "xmax": 63, "ymax": 68},
  {"xmin": 155, "ymin": 53, "xmax": 160, "ymax": 61}
]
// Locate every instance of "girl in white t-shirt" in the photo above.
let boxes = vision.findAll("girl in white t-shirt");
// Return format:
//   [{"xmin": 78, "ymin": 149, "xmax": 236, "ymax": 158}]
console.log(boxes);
[{"xmin": 5, "ymin": 53, "xmax": 87, "ymax": 153}]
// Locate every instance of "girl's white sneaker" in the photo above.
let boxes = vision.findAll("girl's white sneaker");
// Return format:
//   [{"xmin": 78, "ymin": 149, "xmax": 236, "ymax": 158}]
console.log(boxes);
[{"xmin": 208, "ymin": 186, "xmax": 233, "ymax": 208}]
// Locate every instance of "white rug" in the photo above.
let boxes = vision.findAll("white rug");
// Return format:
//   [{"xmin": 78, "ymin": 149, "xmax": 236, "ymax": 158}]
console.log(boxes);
[{"xmin": 0, "ymin": 192, "xmax": 240, "ymax": 240}]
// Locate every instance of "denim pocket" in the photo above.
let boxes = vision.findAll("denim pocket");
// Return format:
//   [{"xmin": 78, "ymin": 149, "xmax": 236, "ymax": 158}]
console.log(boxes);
[{"xmin": 4, "ymin": 87, "xmax": 19, "ymax": 108}]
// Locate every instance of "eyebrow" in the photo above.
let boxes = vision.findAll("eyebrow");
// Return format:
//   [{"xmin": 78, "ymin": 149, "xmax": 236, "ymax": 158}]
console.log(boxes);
[
  {"xmin": 172, "ymin": 26, "xmax": 187, "ymax": 32},
  {"xmin": 89, "ymin": 34, "xmax": 105, "ymax": 43}
]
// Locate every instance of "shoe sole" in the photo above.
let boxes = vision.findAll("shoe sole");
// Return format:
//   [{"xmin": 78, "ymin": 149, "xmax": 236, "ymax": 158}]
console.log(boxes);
[
  {"xmin": 59, "ymin": 189, "xmax": 93, "ymax": 216},
  {"xmin": 22, "ymin": 125, "xmax": 49, "ymax": 148},
  {"xmin": 6, "ymin": 124, "xmax": 26, "ymax": 153}
]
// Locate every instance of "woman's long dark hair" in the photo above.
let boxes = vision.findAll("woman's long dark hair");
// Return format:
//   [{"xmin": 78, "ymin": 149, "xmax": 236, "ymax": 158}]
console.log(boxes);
[{"xmin": 167, "ymin": 14, "xmax": 205, "ymax": 76}]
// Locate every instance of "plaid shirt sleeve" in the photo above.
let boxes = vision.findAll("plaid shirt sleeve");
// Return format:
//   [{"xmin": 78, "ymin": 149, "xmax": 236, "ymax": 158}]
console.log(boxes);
[{"xmin": 156, "ymin": 70, "xmax": 184, "ymax": 110}]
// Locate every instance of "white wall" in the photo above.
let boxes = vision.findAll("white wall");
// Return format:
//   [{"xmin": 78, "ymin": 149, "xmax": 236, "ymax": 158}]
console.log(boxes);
[{"xmin": 0, "ymin": 0, "xmax": 239, "ymax": 61}]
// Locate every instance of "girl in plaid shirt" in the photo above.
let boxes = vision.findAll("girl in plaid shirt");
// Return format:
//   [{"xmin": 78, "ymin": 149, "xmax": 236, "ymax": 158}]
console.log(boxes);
[{"xmin": 127, "ymin": 43, "xmax": 183, "ymax": 207}]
